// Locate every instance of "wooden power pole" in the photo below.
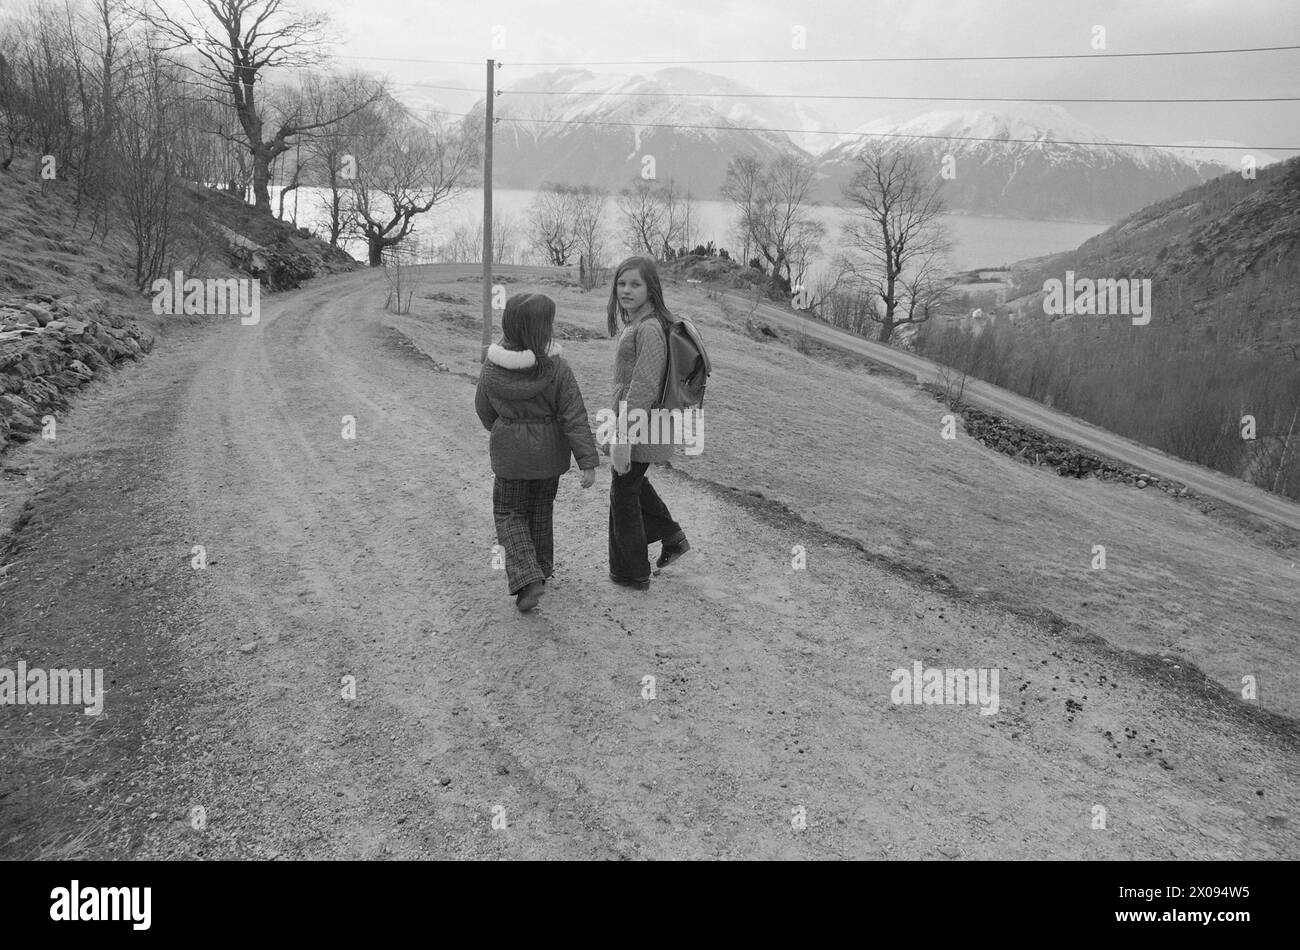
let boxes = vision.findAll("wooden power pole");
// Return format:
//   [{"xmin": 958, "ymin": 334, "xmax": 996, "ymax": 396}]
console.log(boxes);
[{"xmin": 481, "ymin": 59, "xmax": 496, "ymax": 362}]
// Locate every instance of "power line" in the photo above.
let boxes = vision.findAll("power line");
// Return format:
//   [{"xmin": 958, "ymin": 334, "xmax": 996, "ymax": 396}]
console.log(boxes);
[
  {"xmin": 503, "ymin": 43, "xmax": 1300, "ymax": 67},
  {"xmin": 386, "ymin": 81, "xmax": 481, "ymax": 94},
  {"xmin": 144, "ymin": 35, "xmax": 484, "ymax": 67},
  {"xmin": 388, "ymin": 80, "xmax": 1300, "ymax": 105},
  {"xmin": 435, "ymin": 110, "xmax": 1299, "ymax": 153},
  {"xmin": 332, "ymin": 55, "xmax": 483, "ymax": 66},
  {"xmin": 191, "ymin": 43, "xmax": 1300, "ymax": 69}
]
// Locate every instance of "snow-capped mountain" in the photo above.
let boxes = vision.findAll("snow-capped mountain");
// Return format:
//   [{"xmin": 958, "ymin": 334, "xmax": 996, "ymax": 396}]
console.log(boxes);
[
  {"xmin": 395, "ymin": 77, "xmax": 474, "ymax": 117},
  {"xmin": 463, "ymin": 68, "xmax": 826, "ymax": 196},
  {"xmin": 442, "ymin": 74, "xmax": 1268, "ymax": 222},
  {"xmin": 1167, "ymin": 140, "xmax": 1280, "ymax": 176},
  {"xmin": 814, "ymin": 106, "xmax": 1243, "ymax": 220}
]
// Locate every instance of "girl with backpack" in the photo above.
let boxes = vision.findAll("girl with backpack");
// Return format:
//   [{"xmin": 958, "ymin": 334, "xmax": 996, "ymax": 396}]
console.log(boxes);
[
  {"xmin": 603, "ymin": 256, "xmax": 691, "ymax": 590},
  {"xmin": 475, "ymin": 292, "xmax": 600, "ymax": 612}
]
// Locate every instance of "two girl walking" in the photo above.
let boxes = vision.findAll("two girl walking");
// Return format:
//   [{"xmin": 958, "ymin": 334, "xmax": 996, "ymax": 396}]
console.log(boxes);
[{"xmin": 474, "ymin": 256, "xmax": 691, "ymax": 612}]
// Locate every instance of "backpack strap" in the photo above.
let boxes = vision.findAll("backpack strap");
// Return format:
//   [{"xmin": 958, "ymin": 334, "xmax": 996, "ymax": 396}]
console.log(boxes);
[{"xmin": 655, "ymin": 314, "xmax": 674, "ymax": 409}]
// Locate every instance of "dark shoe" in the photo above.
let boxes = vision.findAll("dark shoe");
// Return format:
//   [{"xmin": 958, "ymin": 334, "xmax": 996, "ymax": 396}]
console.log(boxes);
[
  {"xmin": 655, "ymin": 536, "xmax": 690, "ymax": 570},
  {"xmin": 609, "ymin": 573, "xmax": 650, "ymax": 591},
  {"xmin": 515, "ymin": 580, "xmax": 545, "ymax": 612}
]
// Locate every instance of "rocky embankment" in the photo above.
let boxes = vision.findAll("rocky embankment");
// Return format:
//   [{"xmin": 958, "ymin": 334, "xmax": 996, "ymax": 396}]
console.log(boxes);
[
  {"xmin": 0, "ymin": 294, "xmax": 152, "ymax": 454},
  {"xmin": 187, "ymin": 183, "xmax": 359, "ymax": 292},
  {"xmin": 938, "ymin": 392, "xmax": 1195, "ymax": 498}
]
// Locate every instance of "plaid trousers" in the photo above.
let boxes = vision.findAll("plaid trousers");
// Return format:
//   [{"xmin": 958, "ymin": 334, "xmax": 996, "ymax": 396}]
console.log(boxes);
[{"xmin": 492, "ymin": 476, "xmax": 561, "ymax": 595}]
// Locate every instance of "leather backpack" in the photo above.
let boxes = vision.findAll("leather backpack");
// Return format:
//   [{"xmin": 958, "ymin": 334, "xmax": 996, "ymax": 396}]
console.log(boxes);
[{"xmin": 656, "ymin": 315, "xmax": 711, "ymax": 410}]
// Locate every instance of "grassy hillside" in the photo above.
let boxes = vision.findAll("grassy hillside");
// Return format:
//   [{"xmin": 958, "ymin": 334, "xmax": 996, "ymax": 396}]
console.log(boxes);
[
  {"xmin": 914, "ymin": 158, "xmax": 1300, "ymax": 500},
  {"xmin": 1008, "ymin": 157, "xmax": 1300, "ymax": 353},
  {"xmin": 1, "ymin": 151, "xmax": 358, "ymax": 304}
]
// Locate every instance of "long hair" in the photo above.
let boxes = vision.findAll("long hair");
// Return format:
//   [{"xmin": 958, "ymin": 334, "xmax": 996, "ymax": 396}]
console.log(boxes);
[
  {"xmin": 606, "ymin": 256, "xmax": 672, "ymax": 337},
  {"xmin": 501, "ymin": 292, "xmax": 556, "ymax": 377}
]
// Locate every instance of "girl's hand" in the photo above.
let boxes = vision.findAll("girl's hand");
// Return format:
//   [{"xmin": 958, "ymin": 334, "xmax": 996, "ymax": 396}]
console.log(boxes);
[
  {"xmin": 580, "ymin": 468, "xmax": 596, "ymax": 489},
  {"xmin": 611, "ymin": 441, "xmax": 632, "ymax": 475}
]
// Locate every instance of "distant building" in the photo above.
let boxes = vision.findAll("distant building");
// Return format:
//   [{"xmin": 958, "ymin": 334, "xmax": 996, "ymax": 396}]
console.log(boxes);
[{"xmin": 961, "ymin": 307, "xmax": 994, "ymax": 337}]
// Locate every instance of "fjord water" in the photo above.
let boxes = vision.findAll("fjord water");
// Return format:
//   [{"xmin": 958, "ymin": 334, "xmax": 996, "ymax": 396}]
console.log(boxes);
[{"xmin": 274, "ymin": 186, "xmax": 1110, "ymax": 273}]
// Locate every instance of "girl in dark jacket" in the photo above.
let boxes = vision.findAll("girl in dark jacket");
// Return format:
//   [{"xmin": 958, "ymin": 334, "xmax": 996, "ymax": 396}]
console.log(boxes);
[
  {"xmin": 604, "ymin": 256, "xmax": 690, "ymax": 590},
  {"xmin": 475, "ymin": 292, "xmax": 600, "ymax": 611}
]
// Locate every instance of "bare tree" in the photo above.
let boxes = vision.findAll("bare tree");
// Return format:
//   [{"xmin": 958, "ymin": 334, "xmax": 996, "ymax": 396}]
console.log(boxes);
[
  {"xmin": 13, "ymin": 5, "xmax": 80, "ymax": 181},
  {"xmin": 616, "ymin": 178, "xmax": 663, "ymax": 257},
  {"xmin": 272, "ymin": 69, "xmax": 378, "ymax": 225},
  {"xmin": 299, "ymin": 73, "xmax": 375, "ymax": 245},
  {"xmin": 439, "ymin": 214, "xmax": 480, "ymax": 262},
  {"xmin": 527, "ymin": 183, "xmax": 581, "ymax": 266},
  {"xmin": 678, "ymin": 185, "xmax": 698, "ymax": 253},
  {"xmin": 493, "ymin": 209, "xmax": 518, "ymax": 263},
  {"xmin": 62, "ymin": 0, "xmax": 131, "ymax": 236},
  {"xmin": 721, "ymin": 153, "xmax": 824, "ymax": 296},
  {"xmin": 349, "ymin": 103, "xmax": 479, "ymax": 266},
  {"xmin": 116, "ymin": 47, "xmax": 179, "ymax": 290},
  {"xmin": 142, "ymin": 0, "xmax": 381, "ymax": 213},
  {"xmin": 801, "ymin": 254, "xmax": 860, "ymax": 322},
  {"xmin": 0, "ymin": 45, "xmax": 27, "ymax": 170},
  {"xmin": 655, "ymin": 178, "xmax": 688, "ymax": 259},
  {"xmin": 839, "ymin": 143, "xmax": 956, "ymax": 343},
  {"xmin": 138, "ymin": 42, "xmax": 231, "ymax": 194},
  {"xmin": 1270, "ymin": 403, "xmax": 1300, "ymax": 495},
  {"xmin": 727, "ymin": 214, "xmax": 752, "ymax": 268},
  {"xmin": 273, "ymin": 148, "xmax": 297, "ymax": 218},
  {"xmin": 612, "ymin": 178, "xmax": 687, "ymax": 260},
  {"xmin": 571, "ymin": 185, "xmax": 607, "ymax": 286},
  {"xmin": 89, "ymin": 0, "xmax": 126, "ymax": 146},
  {"xmin": 382, "ymin": 238, "xmax": 420, "ymax": 313}
]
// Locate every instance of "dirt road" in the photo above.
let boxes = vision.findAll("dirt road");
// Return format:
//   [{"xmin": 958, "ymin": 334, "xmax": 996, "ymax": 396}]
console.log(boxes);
[{"xmin": 2, "ymin": 265, "xmax": 1296, "ymax": 859}]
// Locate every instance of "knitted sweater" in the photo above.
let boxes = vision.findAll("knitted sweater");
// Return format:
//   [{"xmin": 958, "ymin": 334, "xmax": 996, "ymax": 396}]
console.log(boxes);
[{"xmin": 611, "ymin": 314, "xmax": 673, "ymax": 464}]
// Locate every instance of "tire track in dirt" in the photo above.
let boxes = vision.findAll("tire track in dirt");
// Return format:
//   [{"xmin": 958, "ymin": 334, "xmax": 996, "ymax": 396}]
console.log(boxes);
[{"xmin": 160, "ymin": 276, "xmax": 486, "ymax": 857}]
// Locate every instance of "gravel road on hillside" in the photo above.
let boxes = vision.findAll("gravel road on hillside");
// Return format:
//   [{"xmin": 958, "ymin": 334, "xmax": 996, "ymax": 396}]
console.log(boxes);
[{"xmin": 1, "ymin": 266, "xmax": 1296, "ymax": 860}]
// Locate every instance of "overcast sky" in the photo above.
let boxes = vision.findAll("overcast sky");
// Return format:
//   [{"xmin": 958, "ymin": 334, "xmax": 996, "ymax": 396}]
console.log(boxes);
[{"xmin": 317, "ymin": 0, "xmax": 1297, "ymax": 152}]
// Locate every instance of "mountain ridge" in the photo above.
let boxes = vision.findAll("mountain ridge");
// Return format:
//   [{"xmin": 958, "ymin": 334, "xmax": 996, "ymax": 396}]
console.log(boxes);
[
  {"xmin": 1006, "ymin": 154, "xmax": 1300, "ymax": 353},
  {"xmin": 433, "ymin": 71, "xmax": 1281, "ymax": 221}
]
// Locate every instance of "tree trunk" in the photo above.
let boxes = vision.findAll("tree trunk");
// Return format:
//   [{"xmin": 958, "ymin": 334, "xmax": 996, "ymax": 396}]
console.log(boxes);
[
  {"xmin": 368, "ymin": 229, "xmax": 404, "ymax": 266},
  {"xmin": 251, "ymin": 150, "xmax": 272, "ymax": 210},
  {"xmin": 279, "ymin": 181, "xmax": 299, "ymax": 220}
]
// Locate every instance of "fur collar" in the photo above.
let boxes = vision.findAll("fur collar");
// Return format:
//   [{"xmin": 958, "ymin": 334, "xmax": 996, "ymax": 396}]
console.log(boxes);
[{"xmin": 486, "ymin": 342, "xmax": 563, "ymax": 369}]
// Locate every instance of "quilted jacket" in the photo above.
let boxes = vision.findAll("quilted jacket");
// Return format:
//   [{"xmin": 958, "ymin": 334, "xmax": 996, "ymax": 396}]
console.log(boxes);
[{"xmin": 475, "ymin": 342, "xmax": 600, "ymax": 479}]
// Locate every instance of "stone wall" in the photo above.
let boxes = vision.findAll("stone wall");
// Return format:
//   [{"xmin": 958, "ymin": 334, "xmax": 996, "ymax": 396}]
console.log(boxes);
[
  {"xmin": 0, "ymin": 294, "xmax": 153, "ymax": 454},
  {"xmin": 926, "ymin": 388, "xmax": 1195, "ymax": 499}
]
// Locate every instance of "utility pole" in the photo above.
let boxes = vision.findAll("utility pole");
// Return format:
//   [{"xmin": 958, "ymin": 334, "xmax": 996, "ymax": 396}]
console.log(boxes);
[{"xmin": 481, "ymin": 59, "xmax": 497, "ymax": 362}]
